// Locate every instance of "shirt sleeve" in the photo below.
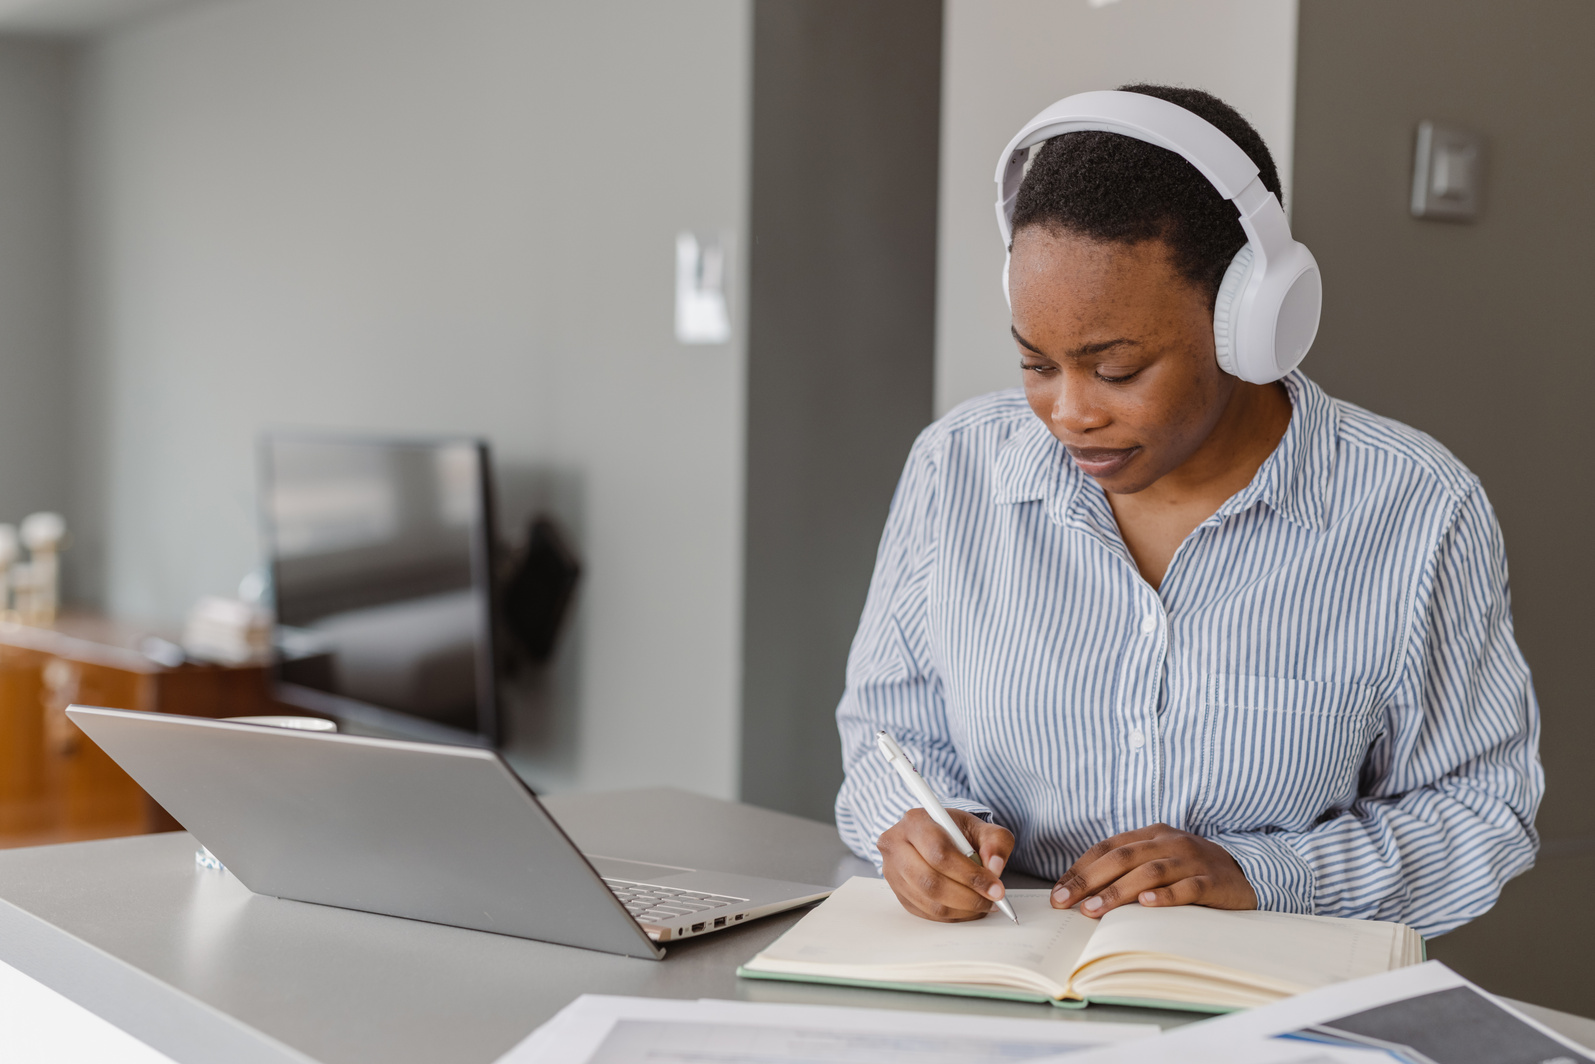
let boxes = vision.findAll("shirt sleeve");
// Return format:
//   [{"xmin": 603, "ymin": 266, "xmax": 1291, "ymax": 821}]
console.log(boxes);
[
  {"xmin": 834, "ymin": 428, "xmax": 993, "ymax": 868},
  {"xmin": 1211, "ymin": 483, "xmax": 1544, "ymax": 937}
]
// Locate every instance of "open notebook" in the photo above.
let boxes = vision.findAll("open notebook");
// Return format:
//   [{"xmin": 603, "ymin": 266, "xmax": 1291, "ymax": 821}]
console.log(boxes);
[{"xmin": 738, "ymin": 877, "xmax": 1423, "ymax": 1014}]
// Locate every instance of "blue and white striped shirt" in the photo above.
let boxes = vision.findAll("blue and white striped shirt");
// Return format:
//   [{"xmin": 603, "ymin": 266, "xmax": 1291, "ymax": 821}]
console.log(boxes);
[{"xmin": 834, "ymin": 372, "xmax": 1542, "ymax": 937}]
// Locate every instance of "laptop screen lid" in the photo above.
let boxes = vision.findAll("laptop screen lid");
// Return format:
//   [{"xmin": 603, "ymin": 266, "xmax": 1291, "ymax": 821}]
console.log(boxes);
[{"xmin": 64, "ymin": 706, "xmax": 663, "ymax": 960}]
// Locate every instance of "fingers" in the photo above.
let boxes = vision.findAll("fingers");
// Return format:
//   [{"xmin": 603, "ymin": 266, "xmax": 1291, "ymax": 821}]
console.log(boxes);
[
  {"xmin": 1050, "ymin": 825, "xmax": 1258, "ymax": 917},
  {"xmin": 879, "ymin": 809, "xmax": 1013, "ymax": 922},
  {"xmin": 904, "ymin": 810, "xmax": 1010, "ymax": 901},
  {"xmin": 1136, "ymin": 876, "xmax": 1214, "ymax": 908},
  {"xmin": 882, "ymin": 842, "xmax": 989, "ymax": 922},
  {"xmin": 1076, "ymin": 852, "xmax": 1203, "ymax": 918},
  {"xmin": 1051, "ymin": 826, "xmax": 1163, "ymax": 909},
  {"xmin": 958, "ymin": 811, "xmax": 1015, "ymax": 876}
]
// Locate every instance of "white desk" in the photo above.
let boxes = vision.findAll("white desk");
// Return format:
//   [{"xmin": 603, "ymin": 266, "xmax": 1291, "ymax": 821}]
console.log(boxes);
[{"xmin": 0, "ymin": 788, "xmax": 1589, "ymax": 1063}]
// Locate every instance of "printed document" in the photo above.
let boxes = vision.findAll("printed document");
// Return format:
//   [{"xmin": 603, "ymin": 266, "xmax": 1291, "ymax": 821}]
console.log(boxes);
[
  {"xmin": 496, "ymin": 994, "xmax": 1157, "ymax": 1064},
  {"xmin": 1037, "ymin": 961, "xmax": 1594, "ymax": 1064}
]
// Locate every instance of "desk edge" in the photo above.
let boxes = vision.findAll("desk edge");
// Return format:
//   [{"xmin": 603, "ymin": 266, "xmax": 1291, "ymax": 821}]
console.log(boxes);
[{"xmin": 0, "ymin": 894, "xmax": 321, "ymax": 1064}]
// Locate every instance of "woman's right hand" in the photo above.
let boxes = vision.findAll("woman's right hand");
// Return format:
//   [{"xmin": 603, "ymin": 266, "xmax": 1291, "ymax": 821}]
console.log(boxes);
[{"xmin": 877, "ymin": 808, "xmax": 1015, "ymax": 921}]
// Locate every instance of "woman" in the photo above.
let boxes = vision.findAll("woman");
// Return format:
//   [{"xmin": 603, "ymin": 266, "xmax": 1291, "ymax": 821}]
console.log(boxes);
[{"xmin": 833, "ymin": 85, "xmax": 1541, "ymax": 938}]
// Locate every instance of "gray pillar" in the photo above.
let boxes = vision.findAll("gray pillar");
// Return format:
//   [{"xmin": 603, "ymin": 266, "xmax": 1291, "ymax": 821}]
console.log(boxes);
[{"xmin": 741, "ymin": 0, "xmax": 942, "ymax": 821}]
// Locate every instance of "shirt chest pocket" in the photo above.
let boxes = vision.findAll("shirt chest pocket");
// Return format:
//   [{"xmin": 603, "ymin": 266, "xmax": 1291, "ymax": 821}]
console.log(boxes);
[{"xmin": 1187, "ymin": 673, "xmax": 1381, "ymax": 834}]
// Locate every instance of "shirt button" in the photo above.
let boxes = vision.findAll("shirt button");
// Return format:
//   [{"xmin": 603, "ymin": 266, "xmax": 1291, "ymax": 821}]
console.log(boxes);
[
  {"xmin": 1139, "ymin": 612, "xmax": 1158, "ymax": 636},
  {"xmin": 1129, "ymin": 727, "xmax": 1145, "ymax": 750}
]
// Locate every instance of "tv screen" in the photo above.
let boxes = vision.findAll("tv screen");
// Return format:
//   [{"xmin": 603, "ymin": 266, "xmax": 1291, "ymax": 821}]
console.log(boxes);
[{"xmin": 261, "ymin": 433, "xmax": 498, "ymax": 743}]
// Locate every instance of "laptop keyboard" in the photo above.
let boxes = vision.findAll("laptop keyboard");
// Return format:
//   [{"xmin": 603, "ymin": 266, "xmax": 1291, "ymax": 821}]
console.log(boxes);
[{"xmin": 603, "ymin": 878, "xmax": 748, "ymax": 927}]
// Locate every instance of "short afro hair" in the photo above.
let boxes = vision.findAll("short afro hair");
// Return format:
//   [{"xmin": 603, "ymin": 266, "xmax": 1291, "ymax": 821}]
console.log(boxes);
[{"xmin": 1010, "ymin": 84, "xmax": 1281, "ymax": 308}]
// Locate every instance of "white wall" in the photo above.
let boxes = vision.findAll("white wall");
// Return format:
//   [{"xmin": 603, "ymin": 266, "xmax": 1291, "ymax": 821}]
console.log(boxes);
[
  {"xmin": 71, "ymin": 0, "xmax": 751, "ymax": 798},
  {"xmin": 0, "ymin": 38, "xmax": 72, "ymax": 528},
  {"xmin": 936, "ymin": 0, "xmax": 1298, "ymax": 413}
]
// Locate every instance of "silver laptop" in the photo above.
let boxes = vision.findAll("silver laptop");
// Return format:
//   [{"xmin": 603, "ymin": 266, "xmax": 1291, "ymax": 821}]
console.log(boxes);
[{"xmin": 66, "ymin": 706, "xmax": 832, "ymax": 960}]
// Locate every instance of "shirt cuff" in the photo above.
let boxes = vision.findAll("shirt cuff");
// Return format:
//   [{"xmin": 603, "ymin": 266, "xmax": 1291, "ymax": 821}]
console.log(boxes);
[
  {"xmin": 939, "ymin": 798, "xmax": 995, "ymax": 823},
  {"xmin": 1211, "ymin": 830, "xmax": 1316, "ymax": 915}
]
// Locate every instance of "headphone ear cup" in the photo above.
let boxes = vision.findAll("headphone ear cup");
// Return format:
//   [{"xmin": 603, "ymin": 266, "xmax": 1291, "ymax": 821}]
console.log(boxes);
[{"xmin": 1212, "ymin": 243, "xmax": 1254, "ymax": 377}]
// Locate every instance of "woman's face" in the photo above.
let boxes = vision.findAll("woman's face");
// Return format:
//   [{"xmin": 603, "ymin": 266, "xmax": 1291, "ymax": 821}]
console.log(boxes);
[{"xmin": 1008, "ymin": 224, "xmax": 1235, "ymax": 495}]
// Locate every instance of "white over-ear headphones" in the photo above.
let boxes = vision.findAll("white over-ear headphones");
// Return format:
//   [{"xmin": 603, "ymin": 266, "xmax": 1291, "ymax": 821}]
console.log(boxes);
[{"xmin": 995, "ymin": 90, "xmax": 1321, "ymax": 385}]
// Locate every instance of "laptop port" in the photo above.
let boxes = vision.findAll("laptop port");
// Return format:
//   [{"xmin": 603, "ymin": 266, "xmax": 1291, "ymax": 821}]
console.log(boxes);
[
  {"xmin": 713, "ymin": 916, "xmax": 726, "ymax": 928},
  {"xmin": 734, "ymin": 913, "xmax": 743, "ymax": 920},
  {"xmin": 691, "ymin": 922, "xmax": 705, "ymax": 933}
]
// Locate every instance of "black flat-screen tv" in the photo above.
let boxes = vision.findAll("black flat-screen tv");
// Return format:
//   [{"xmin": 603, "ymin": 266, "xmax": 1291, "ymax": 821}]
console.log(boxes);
[{"xmin": 260, "ymin": 432, "xmax": 499, "ymax": 745}]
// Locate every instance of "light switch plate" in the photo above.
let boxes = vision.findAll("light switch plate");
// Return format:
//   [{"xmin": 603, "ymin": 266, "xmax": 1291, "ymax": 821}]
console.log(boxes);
[
  {"xmin": 675, "ymin": 231, "xmax": 732, "ymax": 345},
  {"xmin": 1411, "ymin": 121, "xmax": 1483, "ymax": 221}
]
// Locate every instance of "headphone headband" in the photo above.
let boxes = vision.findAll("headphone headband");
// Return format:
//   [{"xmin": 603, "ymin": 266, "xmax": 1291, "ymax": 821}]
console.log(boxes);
[
  {"xmin": 994, "ymin": 90, "xmax": 1264, "ymax": 247},
  {"xmin": 993, "ymin": 89, "xmax": 1320, "ymax": 385}
]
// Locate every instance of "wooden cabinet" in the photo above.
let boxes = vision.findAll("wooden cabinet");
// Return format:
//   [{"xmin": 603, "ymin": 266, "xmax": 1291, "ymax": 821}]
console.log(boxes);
[{"xmin": 0, "ymin": 614, "xmax": 274, "ymax": 848}]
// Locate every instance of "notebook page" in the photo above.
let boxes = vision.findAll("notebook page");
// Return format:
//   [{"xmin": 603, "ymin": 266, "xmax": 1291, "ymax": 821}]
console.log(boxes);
[
  {"xmin": 1075, "ymin": 905, "xmax": 1404, "ymax": 991},
  {"xmin": 749, "ymin": 877, "xmax": 1095, "ymax": 988}
]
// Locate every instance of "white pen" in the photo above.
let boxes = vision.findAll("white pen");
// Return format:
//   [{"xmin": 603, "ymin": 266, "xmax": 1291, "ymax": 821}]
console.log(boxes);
[{"xmin": 875, "ymin": 730, "xmax": 1019, "ymax": 924}]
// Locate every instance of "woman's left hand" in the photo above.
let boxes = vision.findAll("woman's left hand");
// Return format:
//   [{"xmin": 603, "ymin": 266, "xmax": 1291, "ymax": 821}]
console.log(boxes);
[{"xmin": 1050, "ymin": 824, "xmax": 1257, "ymax": 917}]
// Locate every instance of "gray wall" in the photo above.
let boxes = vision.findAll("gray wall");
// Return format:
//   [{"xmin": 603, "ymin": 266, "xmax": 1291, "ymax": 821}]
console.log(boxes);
[
  {"xmin": 70, "ymin": 0, "xmax": 752, "ymax": 799},
  {"xmin": 1294, "ymin": 0, "xmax": 1594, "ymax": 1014},
  {"xmin": 739, "ymin": 0, "xmax": 941, "ymax": 821},
  {"xmin": 0, "ymin": 38, "xmax": 72, "ymax": 528}
]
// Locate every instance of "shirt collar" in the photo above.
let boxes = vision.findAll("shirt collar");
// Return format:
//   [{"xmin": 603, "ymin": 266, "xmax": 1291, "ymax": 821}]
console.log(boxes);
[
  {"xmin": 991, "ymin": 412, "xmax": 1069, "ymax": 506},
  {"xmin": 1221, "ymin": 371, "xmax": 1337, "ymax": 531},
  {"xmin": 991, "ymin": 370, "xmax": 1336, "ymax": 532}
]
